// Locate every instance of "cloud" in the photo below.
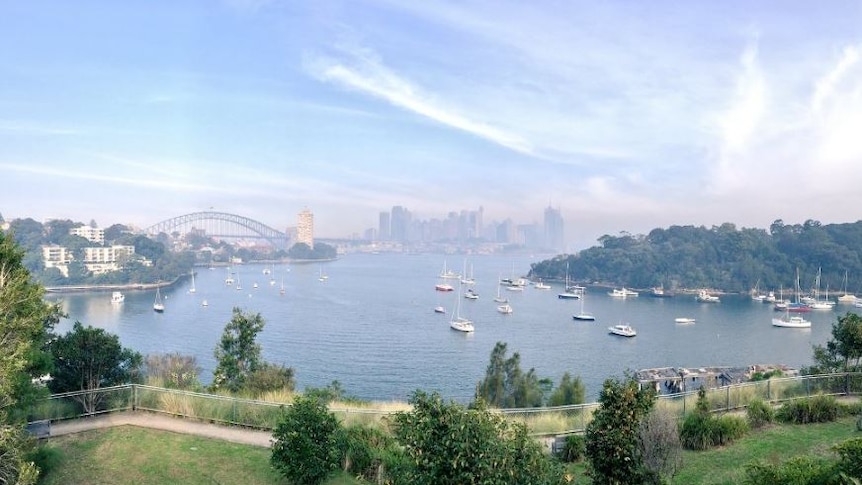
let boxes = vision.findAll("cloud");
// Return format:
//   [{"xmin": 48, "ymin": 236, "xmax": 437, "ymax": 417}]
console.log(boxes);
[
  {"xmin": 0, "ymin": 120, "xmax": 81, "ymax": 136},
  {"xmin": 304, "ymin": 46, "xmax": 535, "ymax": 156},
  {"xmin": 812, "ymin": 45, "xmax": 860, "ymax": 114}
]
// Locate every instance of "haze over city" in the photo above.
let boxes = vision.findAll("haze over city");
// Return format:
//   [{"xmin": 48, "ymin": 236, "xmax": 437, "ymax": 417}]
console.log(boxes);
[{"xmin": 2, "ymin": 1, "xmax": 861, "ymax": 250}]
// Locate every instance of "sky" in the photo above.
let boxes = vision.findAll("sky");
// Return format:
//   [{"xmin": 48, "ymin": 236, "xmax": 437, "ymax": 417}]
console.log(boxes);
[{"xmin": 1, "ymin": 1, "xmax": 861, "ymax": 250}]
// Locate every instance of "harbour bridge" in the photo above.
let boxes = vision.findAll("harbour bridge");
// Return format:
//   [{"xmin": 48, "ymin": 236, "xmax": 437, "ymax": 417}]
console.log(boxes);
[{"xmin": 144, "ymin": 211, "xmax": 289, "ymax": 250}]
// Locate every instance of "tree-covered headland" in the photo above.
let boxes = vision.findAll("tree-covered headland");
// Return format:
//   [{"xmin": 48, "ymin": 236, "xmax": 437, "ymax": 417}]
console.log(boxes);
[{"xmin": 529, "ymin": 219, "xmax": 862, "ymax": 292}]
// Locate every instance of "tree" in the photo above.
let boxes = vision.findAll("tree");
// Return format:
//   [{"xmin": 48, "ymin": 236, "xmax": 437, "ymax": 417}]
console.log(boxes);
[
  {"xmin": 211, "ymin": 308, "xmax": 265, "ymax": 392},
  {"xmin": 48, "ymin": 322, "xmax": 143, "ymax": 414},
  {"xmin": 393, "ymin": 390, "xmax": 564, "ymax": 485},
  {"xmin": 585, "ymin": 374, "xmax": 656, "ymax": 485},
  {"xmin": 244, "ymin": 362, "xmax": 295, "ymax": 396},
  {"xmin": 144, "ymin": 352, "xmax": 201, "ymax": 390},
  {"xmin": 271, "ymin": 394, "xmax": 342, "ymax": 485},
  {"xmin": 475, "ymin": 341, "xmax": 545, "ymax": 408},
  {"xmin": 547, "ymin": 372, "xmax": 586, "ymax": 406},
  {"xmin": 809, "ymin": 312, "xmax": 862, "ymax": 373},
  {"xmin": 637, "ymin": 407, "xmax": 682, "ymax": 483}
]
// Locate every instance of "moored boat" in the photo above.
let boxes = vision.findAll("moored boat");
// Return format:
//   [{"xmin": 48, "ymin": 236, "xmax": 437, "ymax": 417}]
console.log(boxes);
[
  {"xmin": 608, "ymin": 324, "xmax": 636, "ymax": 337},
  {"xmin": 497, "ymin": 303, "xmax": 513, "ymax": 314},
  {"xmin": 110, "ymin": 291, "xmax": 125, "ymax": 303},
  {"xmin": 772, "ymin": 315, "xmax": 811, "ymax": 328},
  {"xmin": 674, "ymin": 317, "xmax": 696, "ymax": 324}
]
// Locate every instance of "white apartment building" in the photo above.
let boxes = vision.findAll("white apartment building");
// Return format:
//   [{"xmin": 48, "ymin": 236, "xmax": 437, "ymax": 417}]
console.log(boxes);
[
  {"xmin": 42, "ymin": 245, "xmax": 73, "ymax": 277},
  {"xmin": 70, "ymin": 226, "xmax": 105, "ymax": 244},
  {"xmin": 297, "ymin": 208, "xmax": 314, "ymax": 247},
  {"xmin": 83, "ymin": 245, "xmax": 136, "ymax": 274}
]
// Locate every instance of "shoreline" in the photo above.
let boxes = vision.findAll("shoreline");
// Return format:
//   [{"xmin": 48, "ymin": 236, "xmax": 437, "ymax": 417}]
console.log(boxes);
[{"xmin": 45, "ymin": 275, "xmax": 182, "ymax": 293}]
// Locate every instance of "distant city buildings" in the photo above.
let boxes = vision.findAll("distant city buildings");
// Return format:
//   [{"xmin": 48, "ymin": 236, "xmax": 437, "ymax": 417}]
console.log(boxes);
[
  {"xmin": 543, "ymin": 206, "xmax": 565, "ymax": 252},
  {"xmin": 41, "ymin": 225, "xmax": 144, "ymax": 276},
  {"xmin": 70, "ymin": 226, "xmax": 105, "ymax": 244},
  {"xmin": 296, "ymin": 208, "xmax": 314, "ymax": 247}
]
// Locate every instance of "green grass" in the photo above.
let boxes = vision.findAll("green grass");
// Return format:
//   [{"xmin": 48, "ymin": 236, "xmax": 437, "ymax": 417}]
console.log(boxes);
[
  {"xmin": 37, "ymin": 426, "xmax": 364, "ymax": 485},
  {"xmin": 565, "ymin": 416, "xmax": 861, "ymax": 484}
]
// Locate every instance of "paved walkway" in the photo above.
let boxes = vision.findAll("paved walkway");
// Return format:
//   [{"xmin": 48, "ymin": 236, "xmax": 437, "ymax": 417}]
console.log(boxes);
[{"xmin": 48, "ymin": 411, "xmax": 273, "ymax": 448}]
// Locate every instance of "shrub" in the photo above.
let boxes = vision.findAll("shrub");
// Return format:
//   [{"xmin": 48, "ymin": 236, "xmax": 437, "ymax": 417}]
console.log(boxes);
[
  {"xmin": 558, "ymin": 434, "xmax": 585, "ymax": 463},
  {"xmin": 637, "ymin": 407, "xmax": 682, "ymax": 483},
  {"xmin": 857, "ymin": 414, "xmax": 862, "ymax": 432},
  {"xmin": 746, "ymin": 398, "xmax": 774, "ymax": 428},
  {"xmin": 713, "ymin": 415, "xmax": 748, "ymax": 446},
  {"xmin": 833, "ymin": 437, "xmax": 862, "ymax": 479},
  {"xmin": 777, "ymin": 395, "xmax": 840, "ymax": 424},
  {"xmin": 271, "ymin": 395, "xmax": 341, "ymax": 485},
  {"xmin": 681, "ymin": 412, "xmax": 747, "ymax": 450},
  {"xmin": 25, "ymin": 445, "xmax": 62, "ymax": 478},
  {"xmin": 744, "ymin": 456, "xmax": 837, "ymax": 484},
  {"xmin": 339, "ymin": 424, "xmax": 403, "ymax": 483}
]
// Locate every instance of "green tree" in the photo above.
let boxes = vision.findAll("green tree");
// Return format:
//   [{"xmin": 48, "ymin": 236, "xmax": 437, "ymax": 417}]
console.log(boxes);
[
  {"xmin": 211, "ymin": 308, "xmax": 265, "ymax": 392},
  {"xmin": 271, "ymin": 394, "xmax": 341, "ymax": 485},
  {"xmin": 547, "ymin": 372, "xmax": 586, "ymax": 406},
  {"xmin": 244, "ymin": 362, "xmax": 295, "ymax": 396},
  {"xmin": 475, "ymin": 341, "xmax": 545, "ymax": 408},
  {"xmin": 585, "ymin": 374, "xmax": 656, "ymax": 485},
  {"xmin": 48, "ymin": 322, "xmax": 143, "ymax": 414},
  {"xmin": 394, "ymin": 390, "xmax": 564, "ymax": 485},
  {"xmin": 809, "ymin": 312, "xmax": 862, "ymax": 373},
  {"xmin": 288, "ymin": 242, "xmax": 312, "ymax": 259}
]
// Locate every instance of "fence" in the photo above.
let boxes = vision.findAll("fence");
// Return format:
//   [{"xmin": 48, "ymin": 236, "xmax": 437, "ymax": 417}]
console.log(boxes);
[{"xmin": 26, "ymin": 372, "xmax": 862, "ymax": 437}]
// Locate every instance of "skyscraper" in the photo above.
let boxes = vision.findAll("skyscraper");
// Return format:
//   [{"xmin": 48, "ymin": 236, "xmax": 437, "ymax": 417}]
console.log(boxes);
[
  {"xmin": 390, "ymin": 206, "xmax": 410, "ymax": 242},
  {"xmin": 543, "ymin": 206, "xmax": 565, "ymax": 252},
  {"xmin": 379, "ymin": 211, "xmax": 390, "ymax": 241},
  {"xmin": 297, "ymin": 208, "xmax": 314, "ymax": 247}
]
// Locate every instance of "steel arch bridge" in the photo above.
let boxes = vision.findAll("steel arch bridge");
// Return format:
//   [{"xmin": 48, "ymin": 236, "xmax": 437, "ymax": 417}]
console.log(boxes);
[{"xmin": 145, "ymin": 211, "xmax": 288, "ymax": 249}]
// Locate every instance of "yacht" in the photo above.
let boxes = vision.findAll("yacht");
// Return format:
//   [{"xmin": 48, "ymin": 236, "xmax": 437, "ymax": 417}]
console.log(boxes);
[
  {"xmin": 534, "ymin": 280, "xmax": 551, "ymax": 290},
  {"xmin": 434, "ymin": 306, "xmax": 446, "ymax": 314},
  {"xmin": 608, "ymin": 324, "xmax": 636, "ymax": 337},
  {"xmin": 696, "ymin": 290, "xmax": 720, "ymax": 303},
  {"xmin": 772, "ymin": 314, "xmax": 811, "ymax": 328},
  {"xmin": 608, "ymin": 288, "xmax": 628, "ymax": 298},
  {"xmin": 110, "ymin": 291, "xmax": 125, "ymax": 304},
  {"xmin": 496, "ymin": 303, "xmax": 513, "ymax": 314},
  {"xmin": 464, "ymin": 288, "xmax": 479, "ymax": 300},
  {"xmin": 674, "ymin": 317, "xmax": 696, "ymax": 324}
]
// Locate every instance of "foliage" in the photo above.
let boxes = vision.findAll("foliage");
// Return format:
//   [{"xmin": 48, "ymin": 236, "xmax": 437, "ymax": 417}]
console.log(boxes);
[
  {"xmin": 547, "ymin": 372, "xmax": 586, "ymax": 406},
  {"xmin": 528, "ymin": 219, "xmax": 862, "ymax": 292},
  {"xmin": 746, "ymin": 397, "xmax": 775, "ymax": 429},
  {"xmin": 637, "ymin": 407, "xmax": 682, "ymax": 483},
  {"xmin": 743, "ymin": 456, "xmax": 839, "ymax": 485},
  {"xmin": 776, "ymin": 395, "xmax": 841, "ymax": 424},
  {"xmin": 833, "ymin": 437, "xmax": 862, "ymax": 480},
  {"xmin": 809, "ymin": 313, "xmax": 862, "ymax": 373},
  {"xmin": 271, "ymin": 394, "xmax": 342, "ymax": 485},
  {"xmin": 393, "ymin": 390, "xmax": 565, "ymax": 485},
  {"xmin": 584, "ymin": 374, "xmax": 656, "ymax": 484},
  {"xmin": 337, "ymin": 424, "xmax": 406, "ymax": 483},
  {"xmin": 0, "ymin": 425, "xmax": 39, "ymax": 485},
  {"xmin": 144, "ymin": 353, "xmax": 201, "ymax": 390},
  {"xmin": 474, "ymin": 341, "xmax": 546, "ymax": 408},
  {"xmin": 48, "ymin": 322, "xmax": 143, "ymax": 413},
  {"xmin": 680, "ymin": 388, "xmax": 749, "ymax": 450},
  {"xmin": 287, "ymin": 242, "xmax": 337, "ymax": 260},
  {"xmin": 750, "ymin": 369, "xmax": 783, "ymax": 381},
  {"xmin": 243, "ymin": 362, "xmax": 296, "ymax": 396},
  {"xmin": 558, "ymin": 434, "xmax": 586, "ymax": 463},
  {"xmin": 211, "ymin": 308, "xmax": 265, "ymax": 393}
]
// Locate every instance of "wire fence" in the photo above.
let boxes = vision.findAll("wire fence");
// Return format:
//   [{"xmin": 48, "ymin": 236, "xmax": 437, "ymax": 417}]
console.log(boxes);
[{"xmin": 26, "ymin": 372, "xmax": 862, "ymax": 437}]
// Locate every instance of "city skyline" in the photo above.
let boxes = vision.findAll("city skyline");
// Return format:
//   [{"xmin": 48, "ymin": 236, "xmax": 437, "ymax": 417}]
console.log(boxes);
[{"xmin": 2, "ymin": 2, "xmax": 862, "ymax": 251}]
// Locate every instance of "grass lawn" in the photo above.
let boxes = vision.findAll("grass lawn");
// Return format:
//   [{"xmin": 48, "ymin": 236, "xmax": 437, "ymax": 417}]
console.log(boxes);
[
  {"xmin": 38, "ymin": 426, "xmax": 364, "ymax": 485},
  {"xmin": 566, "ymin": 416, "xmax": 861, "ymax": 484}
]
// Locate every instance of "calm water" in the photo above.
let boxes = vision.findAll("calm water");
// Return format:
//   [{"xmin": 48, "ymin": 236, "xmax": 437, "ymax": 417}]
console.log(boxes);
[{"xmin": 48, "ymin": 253, "xmax": 844, "ymax": 402}]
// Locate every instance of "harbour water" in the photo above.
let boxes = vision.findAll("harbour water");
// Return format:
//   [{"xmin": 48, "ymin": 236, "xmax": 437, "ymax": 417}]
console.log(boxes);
[{"xmin": 48, "ymin": 253, "xmax": 844, "ymax": 403}]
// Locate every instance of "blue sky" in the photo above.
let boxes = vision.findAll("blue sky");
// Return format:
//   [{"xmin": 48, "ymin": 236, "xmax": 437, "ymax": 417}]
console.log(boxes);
[{"xmin": 2, "ymin": 1, "xmax": 861, "ymax": 249}]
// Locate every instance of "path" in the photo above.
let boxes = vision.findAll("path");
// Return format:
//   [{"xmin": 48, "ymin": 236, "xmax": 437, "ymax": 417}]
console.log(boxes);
[{"xmin": 47, "ymin": 411, "xmax": 272, "ymax": 448}]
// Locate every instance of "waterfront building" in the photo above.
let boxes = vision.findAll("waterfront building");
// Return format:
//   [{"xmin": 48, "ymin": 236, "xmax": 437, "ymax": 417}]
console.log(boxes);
[
  {"xmin": 42, "ymin": 245, "xmax": 73, "ymax": 276},
  {"xmin": 83, "ymin": 245, "xmax": 136, "ymax": 274},
  {"xmin": 297, "ymin": 208, "xmax": 314, "ymax": 247}
]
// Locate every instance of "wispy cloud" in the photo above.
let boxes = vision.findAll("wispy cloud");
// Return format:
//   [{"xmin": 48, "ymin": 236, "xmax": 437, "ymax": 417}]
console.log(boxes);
[
  {"xmin": 0, "ymin": 120, "xmax": 81, "ymax": 136},
  {"xmin": 812, "ymin": 45, "xmax": 860, "ymax": 114},
  {"xmin": 304, "ymin": 46, "xmax": 535, "ymax": 155}
]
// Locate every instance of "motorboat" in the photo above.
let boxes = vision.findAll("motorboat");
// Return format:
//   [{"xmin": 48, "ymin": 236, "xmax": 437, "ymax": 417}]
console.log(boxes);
[
  {"xmin": 464, "ymin": 288, "xmax": 479, "ymax": 300},
  {"xmin": 772, "ymin": 315, "xmax": 811, "ymax": 328},
  {"xmin": 434, "ymin": 306, "xmax": 446, "ymax": 314},
  {"xmin": 696, "ymin": 290, "xmax": 720, "ymax": 303},
  {"xmin": 497, "ymin": 303, "xmax": 513, "ymax": 314},
  {"xmin": 201, "ymin": 299, "xmax": 208, "ymax": 307},
  {"xmin": 608, "ymin": 324, "xmax": 636, "ymax": 337},
  {"xmin": 435, "ymin": 283, "xmax": 454, "ymax": 292},
  {"xmin": 674, "ymin": 317, "xmax": 696, "ymax": 324},
  {"xmin": 110, "ymin": 291, "xmax": 125, "ymax": 304},
  {"xmin": 534, "ymin": 280, "xmax": 551, "ymax": 290},
  {"xmin": 608, "ymin": 288, "xmax": 628, "ymax": 298},
  {"xmin": 623, "ymin": 288, "xmax": 639, "ymax": 297}
]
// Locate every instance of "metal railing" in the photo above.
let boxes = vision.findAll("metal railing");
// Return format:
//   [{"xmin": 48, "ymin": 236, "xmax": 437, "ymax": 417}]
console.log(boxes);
[{"xmin": 26, "ymin": 372, "xmax": 862, "ymax": 437}]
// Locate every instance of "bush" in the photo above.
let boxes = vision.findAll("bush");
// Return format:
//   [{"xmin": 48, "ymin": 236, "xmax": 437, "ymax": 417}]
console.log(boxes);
[
  {"xmin": 744, "ymin": 456, "xmax": 837, "ymax": 484},
  {"xmin": 25, "ymin": 445, "xmax": 62, "ymax": 478},
  {"xmin": 857, "ymin": 414, "xmax": 862, "ymax": 432},
  {"xmin": 833, "ymin": 437, "xmax": 862, "ymax": 479},
  {"xmin": 777, "ymin": 395, "xmax": 840, "ymax": 424},
  {"xmin": 637, "ymin": 408, "xmax": 682, "ymax": 483},
  {"xmin": 338, "ymin": 424, "xmax": 403, "ymax": 483},
  {"xmin": 681, "ymin": 412, "xmax": 747, "ymax": 450},
  {"xmin": 271, "ymin": 395, "xmax": 341, "ymax": 485},
  {"xmin": 558, "ymin": 434, "xmax": 585, "ymax": 463},
  {"xmin": 713, "ymin": 415, "xmax": 748, "ymax": 446},
  {"xmin": 746, "ymin": 398, "xmax": 774, "ymax": 428}
]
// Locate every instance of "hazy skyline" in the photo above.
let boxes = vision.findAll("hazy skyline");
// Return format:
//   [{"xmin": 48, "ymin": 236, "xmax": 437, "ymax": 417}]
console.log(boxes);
[{"xmin": 2, "ymin": 1, "xmax": 861, "ymax": 250}]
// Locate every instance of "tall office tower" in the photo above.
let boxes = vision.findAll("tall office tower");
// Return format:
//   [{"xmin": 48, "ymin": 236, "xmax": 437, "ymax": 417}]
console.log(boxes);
[
  {"xmin": 543, "ymin": 205, "xmax": 565, "ymax": 252},
  {"xmin": 390, "ymin": 206, "xmax": 410, "ymax": 242},
  {"xmin": 297, "ymin": 208, "xmax": 314, "ymax": 247},
  {"xmin": 379, "ymin": 211, "xmax": 391, "ymax": 241}
]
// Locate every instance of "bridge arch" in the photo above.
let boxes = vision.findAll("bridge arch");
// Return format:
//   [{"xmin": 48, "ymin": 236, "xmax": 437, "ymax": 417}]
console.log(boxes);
[{"xmin": 145, "ymin": 212, "xmax": 288, "ymax": 249}]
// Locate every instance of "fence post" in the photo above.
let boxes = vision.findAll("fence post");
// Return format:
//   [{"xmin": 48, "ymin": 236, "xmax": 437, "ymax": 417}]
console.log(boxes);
[
  {"xmin": 806, "ymin": 376, "xmax": 810, "ymax": 397},
  {"xmin": 767, "ymin": 380, "xmax": 771, "ymax": 401},
  {"xmin": 846, "ymin": 373, "xmax": 850, "ymax": 396},
  {"xmin": 132, "ymin": 384, "xmax": 137, "ymax": 411},
  {"xmin": 726, "ymin": 386, "xmax": 730, "ymax": 411}
]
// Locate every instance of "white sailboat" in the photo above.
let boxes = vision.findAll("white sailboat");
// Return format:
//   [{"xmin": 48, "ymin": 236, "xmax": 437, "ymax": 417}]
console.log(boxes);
[
  {"xmin": 493, "ymin": 274, "xmax": 508, "ymax": 303},
  {"xmin": 279, "ymin": 278, "xmax": 285, "ymax": 295},
  {"xmin": 153, "ymin": 287, "xmax": 165, "ymax": 312},
  {"xmin": 319, "ymin": 266, "xmax": 328, "ymax": 282},
  {"xmin": 449, "ymin": 281, "xmax": 474, "ymax": 333},
  {"xmin": 838, "ymin": 271, "xmax": 856, "ymax": 303},
  {"xmin": 558, "ymin": 262, "xmax": 581, "ymax": 299},
  {"xmin": 497, "ymin": 303, "xmax": 513, "ymax": 314},
  {"xmin": 189, "ymin": 270, "xmax": 196, "ymax": 293},
  {"xmin": 572, "ymin": 292, "xmax": 595, "ymax": 321}
]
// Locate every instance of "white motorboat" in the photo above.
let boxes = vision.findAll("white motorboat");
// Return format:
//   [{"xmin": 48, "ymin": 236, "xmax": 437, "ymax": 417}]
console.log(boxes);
[
  {"xmin": 434, "ymin": 306, "xmax": 446, "ymax": 314},
  {"xmin": 674, "ymin": 317, "xmax": 696, "ymax": 324},
  {"xmin": 772, "ymin": 314, "xmax": 811, "ymax": 328},
  {"xmin": 201, "ymin": 299, "xmax": 208, "ymax": 307},
  {"xmin": 497, "ymin": 303, "xmax": 513, "ymax": 314},
  {"xmin": 608, "ymin": 288, "xmax": 628, "ymax": 298},
  {"xmin": 608, "ymin": 324, "xmax": 636, "ymax": 337},
  {"xmin": 110, "ymin": 291, "xmax": 125, "ymax": 304},
  {"xmin": 534, "ymin": 280, "xmax": 551, "ymax": 290},
  {"xmin": 435, "ymin": 282, "xmax": 454, "ymax": 292},
  {"xmin": 696, "ymin": 290, "xmax": 720, "ymax": 303},
  {"xmin": 464, "ymin": 288, "xmax": 479, "ymax": 300}
]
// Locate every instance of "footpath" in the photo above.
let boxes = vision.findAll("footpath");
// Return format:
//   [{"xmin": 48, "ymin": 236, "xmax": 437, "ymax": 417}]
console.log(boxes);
[{"xmin": 47, "ymin": 411, "xmax": 272, "ymax": 448}]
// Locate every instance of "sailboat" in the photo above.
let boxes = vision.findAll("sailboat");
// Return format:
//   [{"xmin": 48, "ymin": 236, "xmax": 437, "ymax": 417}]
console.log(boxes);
[
  {"xmin": 449, "ymin": 281, "xmax": 474, "ymax": 333},
  {"xmin": 319, "ymin": 266, "xmax": 328, "ymax": 282},
  {"xmin": 189, "ymin": 270, "xmax": 196, "ymax": 294},
  {"xmin": 153, "ymin": 287, "xmax": 165, "ymax": 313},
  {"xmin": 279, "ymin": 278, "xmax": 285, "ymax": 295},
  {"xmin": 572, "ymin": 291, "xmax": 595, "ymax": 321},
  {"xmin": 557, "ymin": 262, "xmax": 581, "ymax": 299},
  {"xmin": 493, "ymin": 273, "xmax": 508, "ymax": 303},
  {"xmin": 838, "ymin": 271, "xmax": 856, "ymax": 303}
]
